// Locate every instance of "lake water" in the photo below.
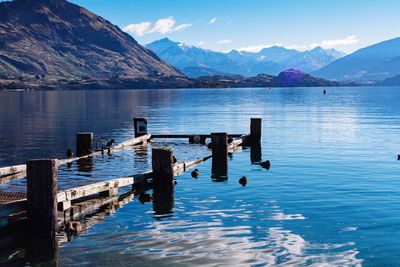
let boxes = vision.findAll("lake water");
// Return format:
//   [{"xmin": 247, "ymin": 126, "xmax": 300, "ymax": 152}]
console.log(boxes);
[{"xmin": 1, "ymin": 87, "xmax": 400, "ymax": 266}]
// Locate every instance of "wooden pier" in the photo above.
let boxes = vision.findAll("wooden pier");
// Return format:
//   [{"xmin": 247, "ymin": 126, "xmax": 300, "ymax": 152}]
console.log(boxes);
[{"xmin": 0, "ymin": 117, "xmax": 263, "ymax": 257}]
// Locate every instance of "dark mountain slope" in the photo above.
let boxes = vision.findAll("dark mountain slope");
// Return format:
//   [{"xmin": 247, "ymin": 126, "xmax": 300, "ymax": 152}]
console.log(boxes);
[{"xmin": 0, "ymin": 0, "xmax": 182, "ymax": 80}]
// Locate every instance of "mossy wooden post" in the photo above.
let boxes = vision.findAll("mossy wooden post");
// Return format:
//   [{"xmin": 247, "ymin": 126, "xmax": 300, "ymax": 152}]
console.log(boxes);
[
  {"xmin": 76, "ymin": 132, "xmax": 93, "ymax": 157},
  {"xmin": 250, "ymin": 118, "xmax": 262, "ymax": 145},
  {"xmin": 152, "ymin": 148, "xmax": 174, "ymax": 214},
  {"xmin": 26, "ymin": 159, "xmax": 59, "ymax": 260},
  {"xmin": 211, "ymin": 132, "xmax": 228, "ymax": 178},
  {"xmin": 134, "ymin": 118, "xmax": 148, "ymax": 138}
]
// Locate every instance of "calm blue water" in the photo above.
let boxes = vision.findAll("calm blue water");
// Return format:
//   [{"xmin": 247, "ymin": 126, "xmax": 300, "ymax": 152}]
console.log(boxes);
[{"xmin": 1, "ymin": 87, "xmax": 400, "ymax": 266}]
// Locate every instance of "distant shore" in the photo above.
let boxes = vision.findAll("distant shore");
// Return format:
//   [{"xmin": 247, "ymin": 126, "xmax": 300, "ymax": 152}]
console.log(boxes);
[{"xmin": 0, "ymin": 71, "xmax": 357, "ymax": 91}]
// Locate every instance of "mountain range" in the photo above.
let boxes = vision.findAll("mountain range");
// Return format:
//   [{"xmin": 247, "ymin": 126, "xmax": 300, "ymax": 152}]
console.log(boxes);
[
  {"xmin": 146, "ymin": 38, "xmax": 345, "ymax": 78},
  {"xmin": 0, "ymin": 0, "xmax": 398, "ymax": 89}
]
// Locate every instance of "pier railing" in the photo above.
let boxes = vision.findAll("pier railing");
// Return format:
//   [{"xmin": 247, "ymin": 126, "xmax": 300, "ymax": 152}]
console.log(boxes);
[{"xmin": 0, "ymin": 117, "xmax": 262, "ymax": 261}]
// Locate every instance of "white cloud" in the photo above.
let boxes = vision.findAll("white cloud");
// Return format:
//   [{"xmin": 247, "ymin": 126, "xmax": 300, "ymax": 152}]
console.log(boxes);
[
  {"xmin": 197, "ymin": 41, "xmax": 205, "ymax": 46},
  {"xmin": 209, "ymin": 17, "xmax": 217, "ymax": 24},
  {"xmin": 236, "ymin": 35, "xmax": 359, "ymax": 53},
  {"xmin": 237, "ymin": 43, "xmax": 282, "ymax": 53},
  {"xmin": 218, "ymin": 39, "xmax": 232, "ymax": 44},
  {"xmin": 123, "ymin": 16, "xmax": 192, "ymax": 36},
  {"xmin": 320, "ymin": 35, "xmax": 359, "ymax": 48},
  {"xmin": 122, "ymin": 22, "xmax": 152, "ymax": 37},
  {"xmin": 173, "ymin": 23, "xmax": 193, "ymax": 32}
]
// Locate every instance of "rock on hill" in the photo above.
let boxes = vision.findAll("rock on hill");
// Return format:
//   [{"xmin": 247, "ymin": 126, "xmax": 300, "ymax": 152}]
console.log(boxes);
[
  {"xmin": 273, "ymin": 69, "xmax": 339, "ymax": 87},
  {"xmin": 0, "ymin": 0, "xmax": 182, "ymax": 82}
]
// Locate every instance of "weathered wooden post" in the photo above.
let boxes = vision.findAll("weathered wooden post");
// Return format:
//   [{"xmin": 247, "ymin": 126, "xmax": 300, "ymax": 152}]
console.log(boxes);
[
  {"xmin": 211, "ymin": 132, "xmax": 228, "ymax": 179},
  {"xmin": 152, "ymin": 148, "xmax": 174, "ymax": 215},
  {"xmin": 76, "ymin": 132, "xmax": 93, "ymax": 157},
  {"xmin": 250, "ymin": 118, "xmax": 262, "ymax": 145},
  {"xmin": 26, "ymin": 159, "xmax": 59, "ymax": 262},
  {"xmin": 134, "ymin": 117, "xmax": 148, "ymax": 138}
]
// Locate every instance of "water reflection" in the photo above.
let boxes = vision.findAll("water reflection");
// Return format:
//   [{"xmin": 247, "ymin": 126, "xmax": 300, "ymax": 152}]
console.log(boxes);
[
  {"xmin": 153, "ymin": 186, "xmax": 174, "ymax": 217},
  {"xmin": 76, "ymin": 157, "xmax": 94, "ymax": 174},
  {"xmin": 4, "ymin": 87, "xmax": 400, "ymax": 265}
]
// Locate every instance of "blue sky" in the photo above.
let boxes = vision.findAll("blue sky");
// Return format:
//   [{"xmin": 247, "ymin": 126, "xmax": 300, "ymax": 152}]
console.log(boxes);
[{"xmin": 50, "ymin": 0, "xmax": 400, "ymax": 53}]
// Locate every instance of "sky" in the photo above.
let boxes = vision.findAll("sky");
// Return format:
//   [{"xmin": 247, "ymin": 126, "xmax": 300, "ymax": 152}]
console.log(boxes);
[{"xmin": 52, "ymin": 0, "xmax": 400, "ymax": 53}]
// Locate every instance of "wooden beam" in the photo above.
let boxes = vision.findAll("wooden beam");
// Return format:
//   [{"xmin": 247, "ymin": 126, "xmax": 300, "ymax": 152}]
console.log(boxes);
[
  {"xmin": 0, "ymin": 171, "xmax": 26, "ymax": 184},
  {"xmin": 250, "ymin": 118, "xmax": 262, "ymax": 145},
  {"xmin": 0, "ymin": 164, "xmax": 25, "ymax": 177},
  {"xmin": 152, "ymin": 148, "xmax": 174, "ymax": 188},
  {"xmin": 211, "ymin": 133, "xmax": 228, "ymax": 178},
  {"xmin": 57, "ymin": 177, "xmax": 133, "ymax": 203},
  {"xmin": 26, "ymin": 159, "xmax": 58, "ymax": 251},
  {"xmin": 173, "ymin": 155, "xmax": 212, "ymax": 176},
  {"xmin": 76, "ymin": 132, "xmax": 93, "ymax": 157},
  {"xmin": 133, "ymin": 118, "xmax": 148, "ymax": 138},
  {"xmin": 112, "ymin": 134, "xmax": 151, "ymax": 150}
]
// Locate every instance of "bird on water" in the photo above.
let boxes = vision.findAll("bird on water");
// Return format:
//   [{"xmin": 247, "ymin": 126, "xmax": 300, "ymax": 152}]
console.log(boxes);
[
  {"xmin": 260, "ymin": 160, "xmax": 271, "ymax": 170},
  {"xmin": 239, "ymin": 176, "xmax": 248, "ymax": 186},
  {"xmin": 191, "ymin": 168, "xmax": 200, "ymax": 178},
  {"xmin": 65, "ymin": 221, "xmax": 83, "ymax": 241},
  {"xmin": 66, "ymin": 149, "xmax": 73, "ymax": 158},
  {"xmin": 106, "ymin": 139, "xmax": 115, "ymax": 148}
]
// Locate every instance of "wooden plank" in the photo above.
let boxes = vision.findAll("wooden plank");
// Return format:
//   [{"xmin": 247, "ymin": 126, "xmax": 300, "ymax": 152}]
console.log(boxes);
[
  {"xmin": 112, "ymin": 134, "xmax": 151, "ymax": 150},
  {"xmin": 57, "ymin": 177, "xmax": 134, "ymax": 202},
  {"xmin": 228, "ymin": 138, "xmax": 243, "ymax": 149},
  {"xmin": 0, "ymin": 164, "xmax": 25, "ymax": 177},
  {"xmin": 0, "ymin": 171, "xmax": 26, "ymax": 184},
  {"xmin": 173, "ymin": 155, "xmax": 212, "ymax": 176}
]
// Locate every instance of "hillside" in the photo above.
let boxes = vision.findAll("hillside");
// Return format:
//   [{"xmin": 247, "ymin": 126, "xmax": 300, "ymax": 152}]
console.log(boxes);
[
  {"xmin": 0, "ymin": 0, "xmax": 182, "ymax": 83},
  {"xmin": 314, "ymin": 37, "xmax": 400, "ymax": 81}
]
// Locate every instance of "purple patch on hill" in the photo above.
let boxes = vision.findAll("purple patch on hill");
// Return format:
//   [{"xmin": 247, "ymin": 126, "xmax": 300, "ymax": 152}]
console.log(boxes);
[{"xmin": 276, "ymin": 68, "xmax": 306, "ymax": 86}]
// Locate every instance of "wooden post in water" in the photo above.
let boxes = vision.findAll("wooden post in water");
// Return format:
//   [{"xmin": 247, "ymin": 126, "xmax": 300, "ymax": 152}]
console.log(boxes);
[
  {"xmin": 250, "ymin": 118, "xmax": 262, "ymax": 145},
  {"xmin": 211, "ymin": 132, "xmax": 228, "ymax": 179},
  {"xmin": 26, "ymin": 159, "xmax": 59, "ymax": 260},
  {"xmin": 152, "ymin": 148, "xmax": 174, "ymax": 214},
  {"xmin": 76, "ymin": 132, "xmax": 93, "ymax": 157},
  {"xmin": 134, "ymin": 117, "xmax": 148, "ymax": 138},
  {"xmin": 152, "ymin": 148, "xmax": 174, "ymax": 188},
  {"xmin": 250, "ymin": 143, "xmax": 262, "ymax": 163}
]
